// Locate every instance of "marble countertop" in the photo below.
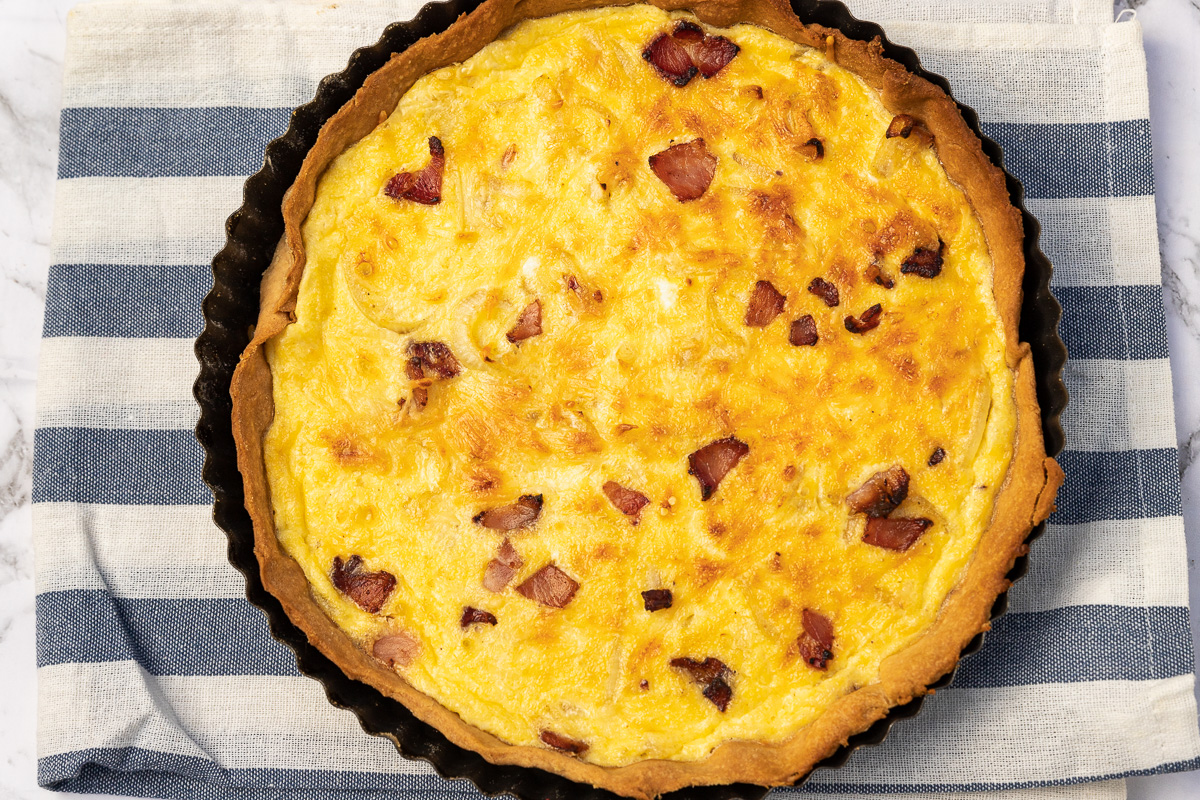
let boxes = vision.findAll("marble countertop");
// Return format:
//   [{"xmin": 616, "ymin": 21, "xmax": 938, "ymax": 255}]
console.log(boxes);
[{"xmin": 1, "ymin": 1, "xmax": 1197, "ymax": 798}]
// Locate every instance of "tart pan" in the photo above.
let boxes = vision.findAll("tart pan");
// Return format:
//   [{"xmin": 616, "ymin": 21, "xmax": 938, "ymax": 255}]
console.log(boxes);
[{"xmin": 194, "ymin": 0, "xmax": 1068, "ymax": 796}]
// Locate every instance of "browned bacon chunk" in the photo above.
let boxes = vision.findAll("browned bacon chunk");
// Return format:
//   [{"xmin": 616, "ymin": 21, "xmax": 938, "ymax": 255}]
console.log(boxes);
[
  {"xmin": 928, "ymin": 447, "xmax": 947, "ymax": 466},
  {"xmin": 844, "ymin": 304, "xmax": 883, "ymax": 334},
  {"xmin": 649, "ymin": 139, "xmax": 717, "ymax": 202},
  {"xmin": 643, "ymin": 21, "xmax": 740, "ymax": 86},
  {"xmin": 384, "ymin": 136, "xmax": 445, "ymax": 205},
  {"xmin": 473, "ymin": 494, "xmax": 543, "ymax": 531},
  {"xmin": 540, "ymin": 730, "xmax": 589, "ymax": 756},
  {"xmin": 407, "ymin": 340, "xmax": 462, "ymax": 380},
  {"xmin": 642, "ymin": 33, "xmax": 697, "ymax": 86},
  {"xmin": 516, "ymin": 564, "xmax": 579, "ymax": 608},
  {"xmin": 670, "ymin": 656, "xmax": 734, "ymax": 712},
  {"xmin": 603, "ymin": 481, "xmax": 650, "ymax": 521},
  {"xmin": 799, "ymin": 137, "xmax": 824, "ymax": 161},
  {"xmin": 790, "ymin": 315, "xmax": 818, "ymax": 347},
  {"xmin": 687, "ymin": 436, "xmax": 749, "ymax": 501},
  {"xmin": 482, "ymin": 539, "xmax": 523, "ymax": 593},
  {"xmin": 506, "ymin": 300, "xmax": 543, "ymax": 343},
  {"xmin": 330, "ymin": 555, "xmax": 395, "ymax": 614},
  {"xmin": 744, "ymin": 280, "xmax": 786, "ymax": 327},
  {"xmin": 460, "ymin": 606, "xmax": 498, "ymax": 627},
  {"xmin": 901, "ymin": 240, "xmax": 945, "ymax": 278},
  {"xmin": 863, "ymin": 517, "xmax": 933, "ymax": 551},
  {"xmin": 797, "ymin": 608, "xmax": 835, "ymax": 670},
  {"xmin": 689, "ymin": 34, "xmax": 740, "ymax": 78},
  {"xmin": 846, "ymin": 466, "xmax": 910, "ymax": 518},
  {"xmin": 642, "ymin": 589, "xmax": 673, "ymax": 612},
  {"xmin": 807, "ymin": 277, "xmax": 840, "ymax": 307},
  {"xmin": 373, "ymin": 631, "xmax": 419, "ymax": 668}
]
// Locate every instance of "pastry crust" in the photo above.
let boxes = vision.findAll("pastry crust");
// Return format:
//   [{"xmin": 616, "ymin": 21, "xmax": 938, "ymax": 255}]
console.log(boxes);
[{"xmin": 230, "ymin": 1, "xmax": 1063, "ymax": 796}]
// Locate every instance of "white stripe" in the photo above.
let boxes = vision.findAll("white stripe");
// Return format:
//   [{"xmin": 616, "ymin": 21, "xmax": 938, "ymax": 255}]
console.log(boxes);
[
  {"xmin": 1010, "ymin": 516, "xmax": 1189, "ymax": 613},
  {"xmin": 63, "ymin": 2, "xmax": 1115, "ymax": 111},
  {"xmin": 807, "ymin": 675, "xmax": 1200, "ymax": 787},
  {"xmin": 38, "ymin": 661, "xmax": 1187, "ymax": 787},
  {"xmin": 36, "ymin": 337, "xmax": 199, "ymax": 430},
  {"xmin": 35, "ymin": 502, "xmax": 1189, "ymax": 613},
  {"xmin": 1034, "ymin": 195, "xmax": 1163, "ymax": 288},
  {"xmin": 51, "ymin": 176, "xmax": 245, "ymax": 265},
  {"xmin": 1062, "ymin": 359, "xmax": 1179, "ymax": 453},
  {"xmin": 62, "ymin": 1, "xmax": 425, "ymax": 108},
  {"xmin": 38, "ymin": 661, "xmax": 438, "ymax": 774},
  {"xmin": 884, "ymin": 22, "xmax": 1147, "ymax": 124},
  {"xmin": 33, "ymin": 504, "xmax": 243, "ymax": 598}
]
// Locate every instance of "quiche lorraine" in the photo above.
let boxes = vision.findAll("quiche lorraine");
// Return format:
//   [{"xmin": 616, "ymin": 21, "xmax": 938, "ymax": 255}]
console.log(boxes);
[{"xmin": 230, "ymin": 0, "xmax": 1063, "ymax": 796}]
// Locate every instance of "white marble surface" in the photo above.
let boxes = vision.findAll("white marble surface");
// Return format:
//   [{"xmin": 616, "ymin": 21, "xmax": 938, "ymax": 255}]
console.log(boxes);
[{"xmin": 1, "ymin": 0, "xmax": 1198, "ymax": 798}]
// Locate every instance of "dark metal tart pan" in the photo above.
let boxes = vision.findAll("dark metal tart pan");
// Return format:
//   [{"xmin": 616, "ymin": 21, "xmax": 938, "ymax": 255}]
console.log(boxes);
[{"xmin": 194, "ymin": 0, "xmax": 1067, "ymax": 796}]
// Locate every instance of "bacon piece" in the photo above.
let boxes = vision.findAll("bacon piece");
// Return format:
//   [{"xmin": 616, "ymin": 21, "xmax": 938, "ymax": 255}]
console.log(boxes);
[
  {"xmin": 797, "ymin": 608, "xmax": 835, "ymax": 670},
  {"xmin": 807, "ymin": 277, "xmax": 840, "ymax": 307},
  {"xmin": 473, "ymin": 494, "xmax": 543, "ymax": 531},
  {"xmin": 799, "ymin": 138, "xmax": 824, "ymax": 161},
  {"xmin": 642, "ymin": 589, "xmax": 673, "ymax": 612},
  {"xmin": 540, "ymin": 730, "xmax": 589, "ymax": 756},
  {"xmin": 603, "ymin": 481, "xmax": 650, "ymax": 521},
  {"xmin": 864, "ymin": 517, "xmax": 933, "ymax": 551},
  {"xmin": 744, "ymin": 280, "xmax": 786, "ymax": 327},
  {"xmin": 460, "ymin": 606, "xmax": 498, "ymax": 627},
  {"xmin": 407, "ymin": 341, "xmax": 462, "ymax": 380},
  {"xmin": 790, "ymin": 315, "xmax": 818, "ymax": 347},
  {"xmin": 506, "ymin": 300, "xmax": 542, "ymax": 343},
  {"xmin": 846, "ymin": 466, "xmax": 910, "ymax": 517},
  {"xmin": 384, "ymin": 136, "xmax": 445, "ymax": 205},
  {"xmin": 687, "ymin": 436, "xmax": 749, "ymax": 501},
  {"xmin": 517, "ymin": 564, "xmax": 579, "ymax": 608},
  {"xmin": 901, "ymin": 240, "xmax": 945, "ymax": 278},
  {"xmin": 373, "ymin": 631, "xmax": 419, "ymax": 668},
  {"xmin": 865, "ymin": 261, "xmax": 895, "ymax": 289},
  {"xmin": 844, "ymin": 303, "xmax": 882, "ymax": 334},
  {"xmin": 928, "ymin": 447, "xmax": 947, "ymax": 466},
  {"xmin": 670, "ymin": 657, "xmax": 734, "ymax": 712},
  {"xmin": 672, "ymin": 20, "xmax": 705, "ymax": 42},
  {"xmin": 649, "ymin": 139, "xmax": 717, "ymax": 202},
  {"xmin": 483, "ymin": 539, "xmax": 524, "ymax": 593},
  {"xmin": 642, "ymin": 33, "xmax": 697, "ymax": 86},
  {"xmin": 411, "ymin": 386, "xmax": 428, "ymax": 411},
  {"xmin": 689, "ymin": 34, "xmax": 740, "ymax": 78},
  {"xmin": 330, "ymin": 555, "xmax": 395, "ymax": 614}
]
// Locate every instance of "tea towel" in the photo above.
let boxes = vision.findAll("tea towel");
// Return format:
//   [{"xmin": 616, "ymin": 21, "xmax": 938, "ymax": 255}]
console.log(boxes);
[{"xmin": 33, "ymin": 0, "xmax": 1200, "ymax": 798}]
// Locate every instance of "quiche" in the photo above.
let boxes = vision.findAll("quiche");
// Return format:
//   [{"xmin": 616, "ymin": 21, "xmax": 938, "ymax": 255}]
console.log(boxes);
[{"xmin": 230, "ymin": 0, "xmax": 1063, "ymax": 796}]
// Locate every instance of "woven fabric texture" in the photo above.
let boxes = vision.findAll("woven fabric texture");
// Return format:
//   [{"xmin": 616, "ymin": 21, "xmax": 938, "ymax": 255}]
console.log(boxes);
[{"xmin": 34, "ymin": 0, "xmax": 1200, "ymax": 798}]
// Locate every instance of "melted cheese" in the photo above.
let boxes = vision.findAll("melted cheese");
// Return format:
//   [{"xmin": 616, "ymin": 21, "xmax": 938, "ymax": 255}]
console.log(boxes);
[{"xmin": 264, "ymin": 5, "xmax": 1016, "ymax": 766}]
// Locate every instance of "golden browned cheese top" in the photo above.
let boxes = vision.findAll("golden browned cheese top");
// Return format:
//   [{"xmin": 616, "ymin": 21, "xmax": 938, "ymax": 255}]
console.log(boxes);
[{"xmin": 264, "ymin": 5, "xmax": 1016, "ymax": 766}]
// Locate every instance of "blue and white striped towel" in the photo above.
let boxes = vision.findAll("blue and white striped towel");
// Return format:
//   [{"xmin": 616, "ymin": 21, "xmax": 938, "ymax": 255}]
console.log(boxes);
[{"xmin": 33, "ymin": 1, "xmax": 1200, "ymax": 798}]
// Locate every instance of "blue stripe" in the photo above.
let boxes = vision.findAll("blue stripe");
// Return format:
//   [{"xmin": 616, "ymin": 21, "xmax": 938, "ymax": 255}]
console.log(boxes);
[
  {"xmin": 56, "ymin": 107, "xmax": 1153, "ymax": 201},
  {"xmin": 36, "ymin": 590, "xmax": 1193, "ymax": 686},
  {"xmin": 43, "ymin": 263, "xmax": 209, "ymax": 338},
  {"xmin": 58, "ymin": 107, "xmax": 291, "ymax": 179},
  {"xmin": 38, "ymin": 746, "xmax": 1200, "ymax": 797},
  {"xmin": 32, "ymin": 428, "xmax": 211, "ymax": 506},
  {"xmin": 951, "ymin": 605, "xmax": 1194, "ymax": 688},
  {"xmin": 40, "ymin": 748, "xmax": 480, "ymax": 799},
  {"xmin": 36, "ymin": 592, "xmax": 298, "ymax": 676},
  {"xmin": 1051, "ymin": 449, "xmax": 1183, "ymax": 525},
  {"xmin": 1054, "ymin": 284, "xmax": 1170, "ymax": 360},
  {"xmin": 980, "ymin": 119, "xmax": 1154, "ymax": 199}
]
